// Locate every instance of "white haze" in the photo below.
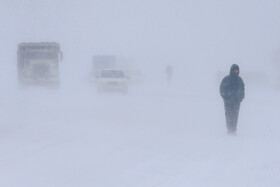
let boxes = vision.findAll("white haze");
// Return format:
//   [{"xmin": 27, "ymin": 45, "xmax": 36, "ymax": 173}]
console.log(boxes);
[{"xmin": 0, "ymin": 0, "xmax": 280, "ymax": 186}]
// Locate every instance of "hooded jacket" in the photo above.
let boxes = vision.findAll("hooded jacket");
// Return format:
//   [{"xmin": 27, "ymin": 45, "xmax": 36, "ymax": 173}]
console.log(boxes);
[{"xmin": 220, "ymin": 64, "xmax": 245, "ymax": 103}]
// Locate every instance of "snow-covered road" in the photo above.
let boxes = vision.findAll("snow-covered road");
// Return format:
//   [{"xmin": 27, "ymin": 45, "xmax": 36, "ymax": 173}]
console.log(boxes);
[{"xmin": 0, "ymin": 82, "xmax": 279, "ymax": 187}]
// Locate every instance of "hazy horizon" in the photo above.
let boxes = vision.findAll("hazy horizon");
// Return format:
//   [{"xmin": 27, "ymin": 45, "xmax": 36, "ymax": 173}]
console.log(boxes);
[{"xmin": 1, "ymin": 0, "xmax": 280, "ymax": 83}]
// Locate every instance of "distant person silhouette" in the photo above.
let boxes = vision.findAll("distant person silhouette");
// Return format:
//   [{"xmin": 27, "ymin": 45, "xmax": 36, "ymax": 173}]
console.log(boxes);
[
  {"xmin": 165, "ymin": 65, "xmax": 173, "ymax": 83},
  {"xmin": 220, "ymin": 64, "xmax": 245, "ymax": 135}
]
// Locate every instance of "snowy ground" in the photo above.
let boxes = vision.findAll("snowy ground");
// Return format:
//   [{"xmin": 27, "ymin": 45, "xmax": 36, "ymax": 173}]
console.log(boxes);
[{"xmin": 0, "ymin": 77, "xmax": 280, "ymax": 187}]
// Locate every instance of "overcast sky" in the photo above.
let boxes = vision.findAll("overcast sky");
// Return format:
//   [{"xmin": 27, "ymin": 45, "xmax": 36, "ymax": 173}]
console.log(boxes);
[{"xmin": 1, "ymin": 0, "xmax": 280, "ymax": 85}]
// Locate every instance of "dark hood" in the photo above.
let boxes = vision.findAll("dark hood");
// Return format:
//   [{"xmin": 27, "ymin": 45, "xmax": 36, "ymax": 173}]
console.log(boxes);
[{"xmin": 230, "ymin": 64, "xmax": 239, "ymax": 76}]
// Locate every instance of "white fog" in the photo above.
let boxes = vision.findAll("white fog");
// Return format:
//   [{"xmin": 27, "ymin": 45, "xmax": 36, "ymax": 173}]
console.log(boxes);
[{"xmin": 0, "ymin": 0, "xmax": 280, "ymax": 186}]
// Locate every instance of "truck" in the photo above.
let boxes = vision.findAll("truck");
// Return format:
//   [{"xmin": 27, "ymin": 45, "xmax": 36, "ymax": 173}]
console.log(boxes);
[
  {"xmin": 91, "ymin": 55, "xmax": 116, "ymax": 78},
  {"xmin": 17, "ymin": 42, "xmax": 63, "ymax": 87}
]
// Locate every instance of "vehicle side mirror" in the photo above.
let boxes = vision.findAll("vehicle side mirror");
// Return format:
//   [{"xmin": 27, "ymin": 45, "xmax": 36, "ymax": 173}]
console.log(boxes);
[{"xmin": 60, "ymin": 52, "xmax": 63, "ymax": 61}]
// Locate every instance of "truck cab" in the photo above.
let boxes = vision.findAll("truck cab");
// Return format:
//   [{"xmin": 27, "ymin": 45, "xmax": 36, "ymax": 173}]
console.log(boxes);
[{"xmin": 17, "ymin": 42, "xmax": 63, "ymax": 87}]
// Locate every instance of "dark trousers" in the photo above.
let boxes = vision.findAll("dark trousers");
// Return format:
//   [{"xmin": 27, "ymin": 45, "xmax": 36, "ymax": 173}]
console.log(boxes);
[{"xmin": 224, "ymin": 102, "xmax": 241, "ymax": 133}]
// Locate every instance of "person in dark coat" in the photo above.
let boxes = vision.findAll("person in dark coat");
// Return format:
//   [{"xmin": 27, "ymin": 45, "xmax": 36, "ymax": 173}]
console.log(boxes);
[{"xmin": 220, "ymin": 64, "xmax": 245, "ymax": 135}]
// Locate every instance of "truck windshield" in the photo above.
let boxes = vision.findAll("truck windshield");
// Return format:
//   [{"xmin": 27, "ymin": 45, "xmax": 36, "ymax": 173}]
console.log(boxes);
[{"xmin": 22, "ymin": 51, "xmax": 58, "ymax": 60}]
